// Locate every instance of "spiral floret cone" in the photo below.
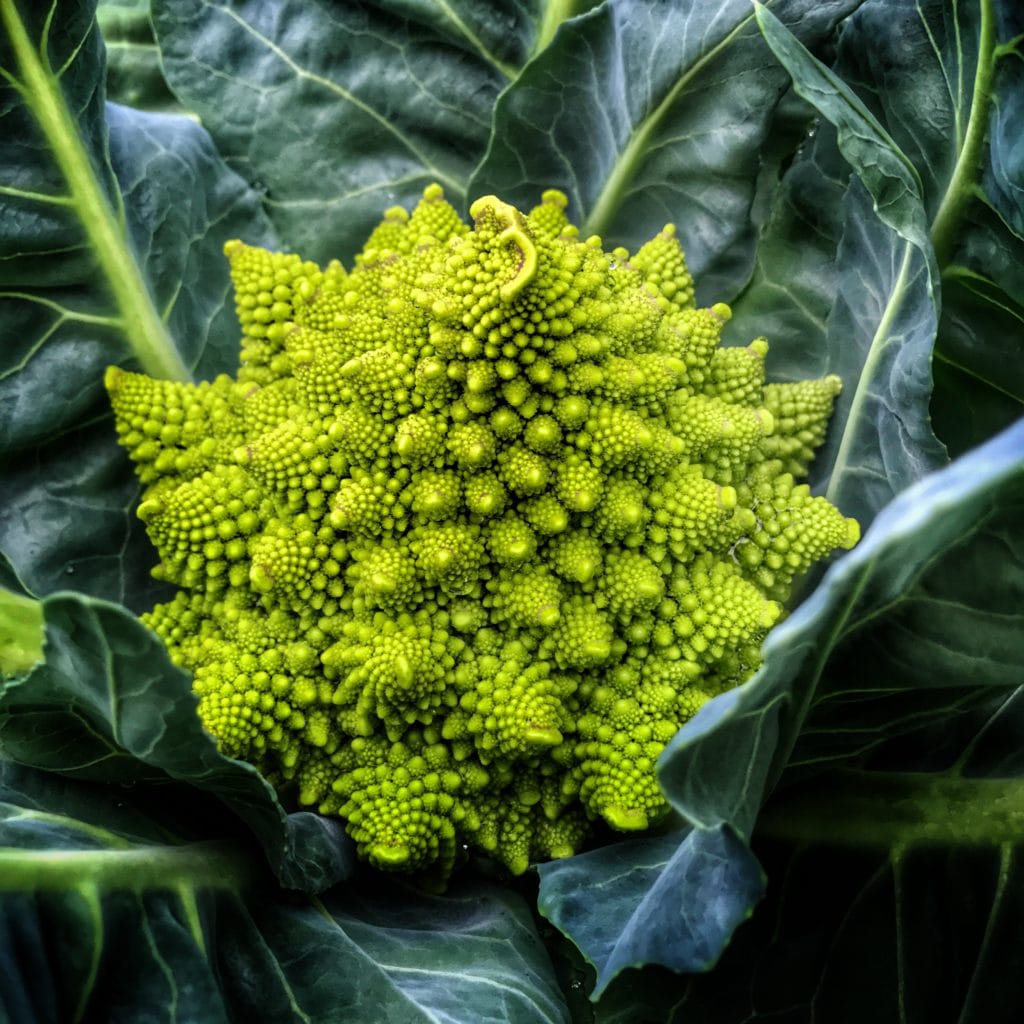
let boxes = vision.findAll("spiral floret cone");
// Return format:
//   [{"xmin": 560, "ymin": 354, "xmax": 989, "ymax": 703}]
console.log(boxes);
[{"xmin": 111, "ymin": 185, "xmax": 858, "ymax": 881}]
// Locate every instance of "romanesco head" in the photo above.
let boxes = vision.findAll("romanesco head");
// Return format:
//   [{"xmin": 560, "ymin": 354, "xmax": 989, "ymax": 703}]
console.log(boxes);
[{"xmin": 106, "ymin": 186, "xmax": 858, "ymax": 882}]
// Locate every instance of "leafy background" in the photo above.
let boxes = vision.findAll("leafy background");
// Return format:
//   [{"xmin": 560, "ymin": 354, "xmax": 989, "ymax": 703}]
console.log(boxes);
[{"xmin": 1, "ymin": 0, "xmax": 1022, "ymax": 1020}]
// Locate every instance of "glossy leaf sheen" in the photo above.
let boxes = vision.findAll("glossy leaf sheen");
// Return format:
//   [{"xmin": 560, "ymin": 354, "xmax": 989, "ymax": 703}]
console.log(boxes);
[
  {"xmin": 820, "ymin": 0, "xmax": 1024, "ymax": 455},
  {"xmin": 537, "ymin": 826, "xmax": 764, "ymax": 997},
  {"xmin": 726, "ymin": 124, "xmax": 849, "ymax": 374}
]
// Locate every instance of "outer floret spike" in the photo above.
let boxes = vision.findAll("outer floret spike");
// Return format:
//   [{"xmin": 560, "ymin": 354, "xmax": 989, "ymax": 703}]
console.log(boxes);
[
  {"xmin": 649, "ymin": 465, "xmax": 747, "ymax": 560},
  {"xmin": 237, "ymin": 378, "xmax": 301, "ymax": 437},
  {"xmin": 406, "ymin": 470, "xmax": 461, "ymax": 521},
  {"xmin": 193, "ymin": 648, "xmax": 314, "ymax": 763},
  {"xmin": 105, "ymin": 368, "xmax": 242, "ymax": 485},
  {"xmin": 447, "ymin": 421, "xmax": 497, "ymax": 470},
  {"xmin": 703, "ymin": 339, "xmax": 768, "ymax": 405},
  {"xmin": 597, "ymin": 353, "xmax": 687, "ymax": 406},
  {"xmin": 527, "ymin": 189, "xmax": 571, "ymax": 240},
  {"xmin": 735, "ymin": 470, "xmax": 861, "ymax": 601},
  {"xmin": 591, "ymin": 476, "xmax": 650, "ymax": 541},
  {"xmin": 331, "ymin": 734, "xmax": 464, "ymax": 875},
  {"xmin": 545, "ymin": 598, "xmax": 615, "ymax": 670},
  {"xmin": 330, "ymin": 473, "xmax": 394, "ymax": 535},
  {"xmin": 555, "ymin": 454, "xmax": 604, "ymax": 512},
  {"xmin": 667, "ymin": 393, "xmax": 774, "ymax": 472},
  {"xmin": 405, "ymin": 184, "xmax": 469, "ymax": 248},
  {"xmin": 289, "ymin": 329, "xmax": 356, "ymax": 414},
  {"xmin": 141, "ymin": 589, "xmax": 213, "ymax": 665},
  {"xmin": 653, "ymin": 306, "xmax": 726, "ymax": 386},
  {"xmin": 249, "ymin": 524, "xmax": 317, "ymax": 596},
  {"xmin": 335, "ymin": 346, "xmax": 416, "ymax": 412},
  {"xmin": 575, "ymin": 403, "xmax": 655, "ymax": 469},
  {"xmin": 329, "ymin": 405, "xmax": 394, "ymax": 467},
  {"xmin": 137, "ymin": 466, "xmax": 264, "ymax": 589},
  {"xmin": 600, "ymin": 282, "xmax": 666, "ymax": 354},
  {"xmin": 324, "ymin": 616, "xmax": 457, "ymax": 732},
  {"xmin": 669, "ymin": 554, "xmax": 781, "ymax": 678},
  {"xmin": 394, "ymin": 412, "xmax": 447, "ymax": 466},
  {"xmin": 355, "ymin": 204, "xmax": 409, "ymax": 267},
  {"xmin": 225, "ymin": 241, "xmax": 321, "ymax": 384},
  {"xmin": 471, "ymin": 779, "xmax": 587, "ymax": 875},
  {"xmin": 597, "ymin": 550, "xmax": 665, "ymax": 620},
  {"xmin": 411, "ymin": 523, "xmax": 486, "ymax": 594},
  {"xmin": 233, "ymin": 416, "xmax": 333, "ymax": 496},
  {"xmin": 760, "ymin": 375, "xmax": 843, "ymax": 477},
  {"xmin": 288, "ymin": 264, "xmax": 351, "ymax": 334},
  {"xmin": 547, "ymin": 531, "xmax": 603, "ymax": 583},
  {"xmin": 571, "ymin": 723, "xmax": 669, "ymax": 832},
  {"xmin": 462, "ymin": 472, "xmax": 507, "ymax": 519},
  {"xmin": 292, "ymin": 750, "xmax": 336, "ymax": 808},
  {"xmin": 630, "ymin": 224, "xmax": 695, "ymax": 310},
  {"xmin": 489, "ymin": 566, "xmax": 563, "ymax": 629},
  {"xmin": 347, "ymin": 542, "xmax": 419, "ymax": 612},
  {"xmin": 532, "ymin": 808, "xmax": 589, "ymax": 861},
  {"xmin": 487, "ymin": 514, "xmax": 537, "ymax": 565},
  {"xmin": 446, "ymin": 661, "xmax": 571, "ymax": 761}
]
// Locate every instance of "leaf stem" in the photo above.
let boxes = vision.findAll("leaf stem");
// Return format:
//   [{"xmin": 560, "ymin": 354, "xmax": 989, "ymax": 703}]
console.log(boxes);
[
  {"xmin": 0, "ymin": 0, "xmax": 189, "ymax": 381},
  {"xmin": 758, "ymin": 768, "xmax": 1024, "ymax": 848},
  {"xmin": 0, "ymin": 840, "xmax": 257, "ymax": 891},
  {"xmin": 929, "ymin": 0, "xmax": 997, "ymax": 266}
]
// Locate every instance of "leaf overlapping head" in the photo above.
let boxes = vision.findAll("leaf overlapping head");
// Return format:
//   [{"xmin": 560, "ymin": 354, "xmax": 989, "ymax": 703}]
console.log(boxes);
[{"xmin": 106, "ymin": 185, "xmax": 858, "ymax": 881}]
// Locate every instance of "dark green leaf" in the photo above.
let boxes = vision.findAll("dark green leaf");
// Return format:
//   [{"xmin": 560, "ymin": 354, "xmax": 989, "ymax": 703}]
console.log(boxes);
[
  {"xmin": 744, "ymin": 0, "xmax": 1024, "ymax": 462},
  {"xmin": 0, "ymin": 0, "xmax": 277, "ymax": 607},
  {"xmin": 0, "ymin": 592, "xmax": 354, "ymax": 891},
  {"xmin": 620, "ymin": 690, "xmax": 1024, "ymax": 1023},
  {"xmin": 150, "ymin": 0, "xmax": 519, "ymax": 263},
  {"xmin": 726, "ymin": 123, "xmax": 850, "ymax": 367},
  {"xmin": 814, "ymin": 179, "xmax": 943, "ymax": 523},
  {"xmin": 933, "ymin": 19, "xmax": 1024, "ymax": 452},
  {"xmin": 470, "ymin": 0, "xmax": 864, "ymax": 301},
  {"xmin": 0, "ymin": 760, "xmax": 569, "ymax": 1024},
  {"xmin": 537, "ymin": 826, "xmax": 763, "ymax": 997},
  {"xmin": 755, "ymin": 2, "xmax": 948, "ymax": 523}
]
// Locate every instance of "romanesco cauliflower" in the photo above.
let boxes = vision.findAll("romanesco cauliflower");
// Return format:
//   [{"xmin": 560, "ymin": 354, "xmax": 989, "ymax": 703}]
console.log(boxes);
[{"xmin": 106, "ymin": 185, "xmax": 858, "ymax": 880}]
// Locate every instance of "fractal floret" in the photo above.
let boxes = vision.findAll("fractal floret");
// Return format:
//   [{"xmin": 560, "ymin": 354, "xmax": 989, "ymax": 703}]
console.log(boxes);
[{"xmin": 106, "ymin": 185, "xmax": 858, "ymax": 880}]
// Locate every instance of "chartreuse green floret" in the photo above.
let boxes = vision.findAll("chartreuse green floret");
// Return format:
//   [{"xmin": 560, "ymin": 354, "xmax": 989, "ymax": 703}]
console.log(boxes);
[{"xmin": 105, "ymin": 184, "xmax": 858, "ymax": 882}]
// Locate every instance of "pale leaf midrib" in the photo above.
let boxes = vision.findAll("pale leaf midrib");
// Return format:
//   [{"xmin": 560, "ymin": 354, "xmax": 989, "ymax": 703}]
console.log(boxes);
[
  {"xmin": 582, "ymin": 6, "xmax": 756, "ymax": 239},
  {"xmin": 929, "ymin": 0, "xmax": 997, "ymax": 266},
  {"xmin": 0, "ymin": 0, "xmax": 188, "ymax": 381},
  {"xmin": 0, "ymin": 839, "xmax": 255, "ymax": 890}
]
